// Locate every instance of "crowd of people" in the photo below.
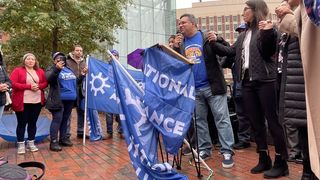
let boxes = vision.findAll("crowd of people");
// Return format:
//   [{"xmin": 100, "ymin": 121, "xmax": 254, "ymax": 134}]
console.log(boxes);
[
  {"xmin": 169, "ymin": 0, "xmax": 319, "ymax": 179},
  {"xmin": 0, "ymin": 0, "xmax": 319, "ymax": 179},
  {"xmin": 0, "ymin": 45, "xmax": 125, "ymax": 155}
]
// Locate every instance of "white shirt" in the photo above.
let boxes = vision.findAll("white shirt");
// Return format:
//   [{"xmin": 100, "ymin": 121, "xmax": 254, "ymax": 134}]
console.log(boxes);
[{"xmin": 242, "ymin": 30, "xmax": 252, "ymax": 70}]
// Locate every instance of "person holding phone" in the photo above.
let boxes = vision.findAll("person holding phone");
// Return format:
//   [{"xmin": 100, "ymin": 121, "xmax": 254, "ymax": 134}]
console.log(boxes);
[{"xmin": 46, "ymin": 52, "xmax": 86, "ymax": 151}]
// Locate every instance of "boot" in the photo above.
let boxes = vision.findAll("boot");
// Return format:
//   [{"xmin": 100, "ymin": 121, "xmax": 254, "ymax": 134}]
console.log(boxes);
[
  {"xmin": 250, "ymin": 150, "xmax": 272, "ymax": 174},
  {"xmin": 17, "ymin": 141, "xmax": 26, "ymax": 154},
  {"xmin": 300, "ymin": 161, "xmax": 319, "ymax": 180},
  {"xmin": 27, "ymin": 140, "xmax": 38, "ymax": 152},
  {"xmin": 50, "ymin": 140, "xmax": 62, "ymax": 152},
  {"xmin": 59, "ymin": 138, "xmax": 73, "ymax": 147},
  {"xmin": 264, "ymin": 154, "xmax": 289, "ymax": 178}
]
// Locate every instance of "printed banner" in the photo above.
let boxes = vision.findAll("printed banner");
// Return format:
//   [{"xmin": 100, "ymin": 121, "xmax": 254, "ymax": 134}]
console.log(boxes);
[
  {"xmin": 111, "ymin": 59, "xmax": 187, "ymax": 180},
  {"xmin": 143, "ymin": 47, "xmax": 195, "ymax": 154}
]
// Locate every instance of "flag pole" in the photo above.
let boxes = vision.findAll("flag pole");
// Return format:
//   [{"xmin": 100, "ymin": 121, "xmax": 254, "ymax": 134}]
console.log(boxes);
[
  {"xmin": 107, "ymin": 50, "xmax": 144, "ymax": 94},
  {"xmin": 158, "ymin": 44, "xmax": 194, "ymax": 65},
  {"xmin": 83, "ymin": 55, "xmax": 90, "ymax": 145}
]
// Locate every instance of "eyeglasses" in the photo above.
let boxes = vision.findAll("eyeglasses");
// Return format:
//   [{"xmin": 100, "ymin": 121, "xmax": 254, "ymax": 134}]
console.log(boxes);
[{"xmin": 243, "ymin": 7, "xmax": 252, "ymax": 11}]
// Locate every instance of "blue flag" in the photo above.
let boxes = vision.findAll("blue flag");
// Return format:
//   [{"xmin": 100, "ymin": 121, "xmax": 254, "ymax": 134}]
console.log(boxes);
[
  {"xmin": 111, "ymin": 59, "xmax": 187, "ymax": 180},
  {"xmin": 143, "ymin": 47, "xmax": 195, "ymax": 154},
  {"xmin": 87, "ymin": 57, "xmax": 120, "ymax": 114}
]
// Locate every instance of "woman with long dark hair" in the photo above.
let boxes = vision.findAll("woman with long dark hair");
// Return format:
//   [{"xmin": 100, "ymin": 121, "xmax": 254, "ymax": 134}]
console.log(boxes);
[{"xmin": 209, "ymin": 0, "xmax": 288, "ymax": 178}]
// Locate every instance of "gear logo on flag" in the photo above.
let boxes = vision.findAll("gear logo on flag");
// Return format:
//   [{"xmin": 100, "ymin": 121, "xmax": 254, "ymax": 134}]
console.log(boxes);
[{"xmin": 89, "ymin": 72, "xmax": 110, "ymax": 96}]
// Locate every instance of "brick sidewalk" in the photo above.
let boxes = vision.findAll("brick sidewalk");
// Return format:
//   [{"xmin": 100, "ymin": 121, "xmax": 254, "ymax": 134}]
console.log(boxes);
[{"xmin": 0, "ymin": 110, "xmax": 303, "ymax": 179}]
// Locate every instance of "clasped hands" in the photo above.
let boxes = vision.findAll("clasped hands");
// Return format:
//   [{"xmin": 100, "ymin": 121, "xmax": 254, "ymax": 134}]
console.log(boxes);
[{"xmin": 0, "ymin": 83, "xmax": 9, "ymax": 92}]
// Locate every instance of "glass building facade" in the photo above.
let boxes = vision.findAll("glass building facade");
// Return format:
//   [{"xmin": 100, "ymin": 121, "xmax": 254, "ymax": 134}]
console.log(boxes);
[{"xmin": 112, "ymin": 0, "xmax": 177, "ymax": 65}]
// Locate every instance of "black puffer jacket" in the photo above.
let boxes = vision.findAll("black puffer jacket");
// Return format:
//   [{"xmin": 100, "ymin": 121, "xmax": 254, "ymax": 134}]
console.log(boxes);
[
  {"xmin": 211, "ymin": 28, "xmax": 278, "ymax": 82},
  {"xmin": 278, "ymin": 35, "xmax": 306, "ymax": 127}
]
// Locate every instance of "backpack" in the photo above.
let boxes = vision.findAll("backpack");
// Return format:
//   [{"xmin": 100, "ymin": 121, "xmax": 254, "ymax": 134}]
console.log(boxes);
[{"xmin": 0, "ymin": 160, "xmax": 45, "ymax": 180}]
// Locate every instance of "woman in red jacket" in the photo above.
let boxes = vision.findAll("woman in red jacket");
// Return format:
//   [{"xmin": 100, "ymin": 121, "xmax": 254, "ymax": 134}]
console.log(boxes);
[{"xmin": 10, "ymin": 53, "xmax": 48, "ymax": 154}]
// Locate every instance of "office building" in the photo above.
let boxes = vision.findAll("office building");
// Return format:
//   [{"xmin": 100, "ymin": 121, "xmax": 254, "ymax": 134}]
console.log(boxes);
[
  {"xmin": 111, "ymin": 0, "xmax": 177, "ymax": 65},
  {"xmin": 177, "ymin": 0, "xmax": 280, "ymax": 44}
]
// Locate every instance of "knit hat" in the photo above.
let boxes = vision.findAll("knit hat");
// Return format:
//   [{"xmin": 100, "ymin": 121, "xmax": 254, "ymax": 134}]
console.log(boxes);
[
  {"xmin": 110, "ymin": 49, "xmax": 119, "ymax": 56},
  {"xmin": 52, "ymin": 52, "xmax": 65, "ymax": 60},
  {"xmin": 22, "ymin": 53, "xmax": 36, "ymax": 61}
]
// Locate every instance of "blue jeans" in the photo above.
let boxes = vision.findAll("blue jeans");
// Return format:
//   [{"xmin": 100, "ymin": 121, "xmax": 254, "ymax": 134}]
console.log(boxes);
[
  {"xmin": 66, "ymin": 105, "xmax": 84, "ymax": 137},
  {"xmin": 195, "ymin": 86, "xmax": 234, "ymax": 155},
  {"xmin": 105, "ymin": 113, "xmax": 122, "ymax": 134}
]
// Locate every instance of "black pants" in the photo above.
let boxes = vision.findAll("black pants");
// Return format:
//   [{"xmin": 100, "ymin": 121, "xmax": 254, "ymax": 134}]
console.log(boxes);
[
  {"xmin": 50, "ymin": 100, "xmax": 75, "ymax": 141},
  {"xmin": 16, "ymin": 103, "xmax": 42, "ymax": 142},
  {"xmin": 242, "ymin": 79, "xmax": 287, "ymax": 157}
]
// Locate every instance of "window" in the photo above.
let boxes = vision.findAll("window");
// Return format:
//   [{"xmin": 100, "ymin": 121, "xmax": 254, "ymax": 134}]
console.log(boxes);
[
  {"xmin": 226, "ymin": 25, "xmax": 230, "ymax": 31},
  {"xmin": 218, "ymin": 25, "xmax": 222, "ymax": 31},
  {"xmin": 141, "ymin": 0, "xmax": 153, "ymax": 7},
  {"xmin": 141, "ymin": 6, "xmax": 154, "ymax": 33},
  {"xmin": 209, "ymin": 25, "xmax": 214, "ymax": 30},
  {"xmin": 153, "ymin": 9, "xmax": 164, "ymax": 33},
  {"xmin": 209, "ymin": 17, "xmax": 213, "ymax": 24},
  {"xmin": 234, "ymin": 33, "xmax": 239, "ymax": 39},
  {"xmin": 202, "ymin": 17, "xmax": 206, "ymax": 24},
  {"xmin": 226, "ymin": 33, "xmax": 230, "ymax": 39},
  {"xmin": 218, "ymin": 17, "xmax": 222, "ymax": 23},
  {"xmin": 202, "ymin": 25, "xmax": 207, "ymax": 30},
  {"xmin": 234, "ymin": 24, "xmax": 238, "ymax": 31},
  {"xmin": 225, "ymin": 16, "xmax": 230, "ymax": 22},
  {"xmin": 233, "ymin": 16, "xmax": 237, "ymax": 21}
]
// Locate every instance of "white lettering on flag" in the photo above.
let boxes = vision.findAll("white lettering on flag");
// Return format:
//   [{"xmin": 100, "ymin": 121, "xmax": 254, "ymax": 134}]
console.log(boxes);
[
  {"xmin": 149, "ymin": 110, "xmax": 185, "ymax": 136},
  {"xmin": 144, "ymin": 64, "xmax": 195, "ymax": 100}
]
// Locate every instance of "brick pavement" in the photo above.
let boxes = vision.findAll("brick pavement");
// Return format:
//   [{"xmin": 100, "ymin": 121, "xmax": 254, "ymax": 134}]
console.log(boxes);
[{"xmin": 0, "ymin": 110, "xmax": 303, "ymax": 179}]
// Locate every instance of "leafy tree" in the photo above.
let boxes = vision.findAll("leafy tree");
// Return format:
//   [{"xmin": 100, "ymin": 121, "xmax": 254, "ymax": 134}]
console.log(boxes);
[{"xmin": 0, "ymin": 0, "xmax": 129, "ymax": 69}]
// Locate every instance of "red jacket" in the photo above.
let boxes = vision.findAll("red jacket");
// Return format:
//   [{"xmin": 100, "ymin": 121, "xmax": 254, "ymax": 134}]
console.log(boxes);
[{"xmin": 10, "ymin": 67, "xmax": 48, "ymax": 112}]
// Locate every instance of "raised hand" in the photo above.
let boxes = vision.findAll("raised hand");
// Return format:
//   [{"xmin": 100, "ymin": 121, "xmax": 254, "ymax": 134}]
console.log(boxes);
[
  {"xmin": 207, "ymin": 31, "xmax": 217, "ymax": 42},
  {"xmin": 259, "ymin": 20, "xmax": 274, "ymax": 30}
]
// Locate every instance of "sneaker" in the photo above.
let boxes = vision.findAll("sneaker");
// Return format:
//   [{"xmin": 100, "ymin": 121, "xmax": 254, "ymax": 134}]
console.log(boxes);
[
  {"xmin": 17, "ymin": 141, "xmax": 25, "ymax": 155},
  {"xmin": 195, "ymin": 151, "xmax": 211, "ymax": 162},
  {"xmin": 59, "ymin": 138, "xmax": 73, "ymax": 147},
  {"xmin": 27, "ymin": 140, "xmax": 39, "ymax": 152},
  {"xmin": 50, "ymin": 140, "xmax": 62, "ymax": 152},
  {"xmin": 222, "ymin": 153, "xmax": 234, "ymax": 168}
]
